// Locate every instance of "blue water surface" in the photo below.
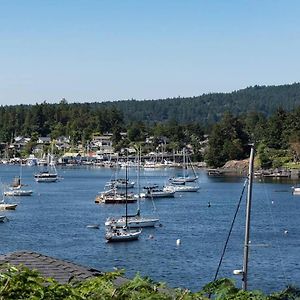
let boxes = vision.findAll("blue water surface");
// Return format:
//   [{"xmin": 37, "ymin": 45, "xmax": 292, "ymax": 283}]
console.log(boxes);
[{"xmin": 0, "ymin": 165, "xmax": 299, "ymax": 293}]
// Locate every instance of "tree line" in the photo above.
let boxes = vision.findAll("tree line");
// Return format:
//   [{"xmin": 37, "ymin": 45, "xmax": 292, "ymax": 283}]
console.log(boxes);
[
  {"xmin": 2, "ymin": 83, "xmax": 300, "ymax": 167},
  {"xmin": 205, "ymin": 107, "xmax": 300, "ymax": 168}
]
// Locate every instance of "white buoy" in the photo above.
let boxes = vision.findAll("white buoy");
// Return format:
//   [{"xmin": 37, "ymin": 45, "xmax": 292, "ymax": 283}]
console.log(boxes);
[
  {"xmin": 284, "ymin": 230, "xmax": 288, "ymax": 234},
  {"xmin": 148, "ymin": 234, "xmax": 154, "ymax": 239},
  {"xmin": 271, "ymin": 200, "xmax": 274, "ymax": 204},
  {"xmin": 176, "ymin": 239, "xmax": 181, "ymax": 246},
  {"xmin": 233, "ymin": 269, "xmax": 243, "ymax": 275}
]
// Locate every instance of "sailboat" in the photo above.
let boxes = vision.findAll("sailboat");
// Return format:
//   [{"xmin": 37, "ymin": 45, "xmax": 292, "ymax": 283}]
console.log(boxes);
[
  {"xmin": 105, "ymin": 149, "xmax": 159, "ymax": 228},
  {"xmin": 169, "ymin": 148, "xmax": 198, "ymax": 184},
  {"xmin": 34, "ymin": 153, "xmax": 58, "ymax": 183},
  {"xmin": 4, "ymin": 167, "xmax": 33, "ymax": 196},
  {"xmin": 105, "ymin": 164, "xmax": 142, "ymax": 242}
]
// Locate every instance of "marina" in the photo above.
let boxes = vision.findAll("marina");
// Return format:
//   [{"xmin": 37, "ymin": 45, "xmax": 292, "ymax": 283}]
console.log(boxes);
[{"xmin": 1, "ymin": 164, "xmax": 300, "ymax": 292}]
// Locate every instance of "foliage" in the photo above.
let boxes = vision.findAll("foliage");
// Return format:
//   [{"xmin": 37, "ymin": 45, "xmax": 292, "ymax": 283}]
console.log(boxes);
[
  {"xmin": 1, "ymin": 266, "xmax": 300, "ymax": 299},
  {"xmin": 205, "ymin": 113, "xmax": 249, "ymax": 167}
]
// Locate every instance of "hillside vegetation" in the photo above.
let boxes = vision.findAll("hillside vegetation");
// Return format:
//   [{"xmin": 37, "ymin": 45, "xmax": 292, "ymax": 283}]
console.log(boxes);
[{"xmin": 96, "ymin": 83, "xmax": 300, "ymax": 124}]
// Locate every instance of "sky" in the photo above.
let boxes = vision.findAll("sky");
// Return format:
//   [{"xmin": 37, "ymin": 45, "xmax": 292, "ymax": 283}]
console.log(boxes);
[{"xmin": 0, "ymin": 0, "xmax": 300, "ymax": 105}]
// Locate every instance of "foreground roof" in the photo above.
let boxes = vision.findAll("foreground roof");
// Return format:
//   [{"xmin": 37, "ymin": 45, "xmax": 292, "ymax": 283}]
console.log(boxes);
[{"xmin": 0, "ymin": 251, "xmax": 101, "ymax": 284}]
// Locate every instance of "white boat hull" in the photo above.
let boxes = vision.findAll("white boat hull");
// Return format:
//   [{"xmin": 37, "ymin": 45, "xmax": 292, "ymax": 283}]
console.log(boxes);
[
  {"xmin": 0, "ymin": 203, "xmax": 17, "ymax": 210},
  {"xmin": 293, "ymin": 187, "xmax": 300, "ymax": 195},
  {"xmin": 35, "ymin": 176, "xmax": 58, "ymax": 183},
  {"xmin": 105, "ymin": 228, "xmax": 141, "ymax": 242},
  {"xmin": 4, "ymin": 190, "xmax": 33, "ymax": 196},
  {"xmin": 171, "ymin": 185, "xmax": 200, "ymax": 192},
  {"xmin": 105, "ymin": 217, "xmax": 159, "ymax": 228}
]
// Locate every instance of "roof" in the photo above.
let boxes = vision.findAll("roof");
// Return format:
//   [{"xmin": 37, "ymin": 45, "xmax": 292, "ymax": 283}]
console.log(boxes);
[{"xmin": 0, "ymin": 251, "xmax": 102, "ymax": 284}]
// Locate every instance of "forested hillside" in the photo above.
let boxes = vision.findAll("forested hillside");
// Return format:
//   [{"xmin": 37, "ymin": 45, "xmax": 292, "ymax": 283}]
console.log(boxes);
[{"xmin": 96, "ymin": 83, "xmax": 300, "ymax": 124}]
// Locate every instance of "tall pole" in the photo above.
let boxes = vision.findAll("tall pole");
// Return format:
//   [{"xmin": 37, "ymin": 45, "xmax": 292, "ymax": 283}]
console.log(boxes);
[
  {"xmin": 242, "ymin": 145, "xmax": 254, "ymax": 290},
  {"xmin": 125, "ymin": 158, "xmax": 128, "ymax": 228}
]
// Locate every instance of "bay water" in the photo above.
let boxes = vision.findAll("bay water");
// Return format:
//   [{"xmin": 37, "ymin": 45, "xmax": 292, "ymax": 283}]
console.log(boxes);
[{"xmin": 1, "ymin": 165, "xmax": 299, "ymax": 293}]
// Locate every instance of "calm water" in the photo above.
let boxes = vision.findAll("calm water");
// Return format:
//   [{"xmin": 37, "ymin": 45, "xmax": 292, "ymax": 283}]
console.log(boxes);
[{"xmin": 1, "ymin": 165, "xmax": 300, "ymax": 293}]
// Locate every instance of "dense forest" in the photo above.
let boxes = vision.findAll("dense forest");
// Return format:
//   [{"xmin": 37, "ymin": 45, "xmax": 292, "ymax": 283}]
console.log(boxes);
[
  {"xmin": 95, "ymin": 82, "xmax": 300, "ymax": 124},
  {"xmin": 1, "ymin": 83, "xmax": 300, "ymax": 168}
]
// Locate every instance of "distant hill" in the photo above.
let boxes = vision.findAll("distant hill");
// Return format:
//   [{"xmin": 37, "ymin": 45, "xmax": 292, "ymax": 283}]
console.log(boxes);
[{"xmin": 93, "ymin": 82, "xmax": 300, "ymax": 125}]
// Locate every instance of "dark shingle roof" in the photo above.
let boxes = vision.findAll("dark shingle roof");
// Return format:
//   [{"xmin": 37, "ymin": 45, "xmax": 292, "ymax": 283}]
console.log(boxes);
[{"xmin": 0, "ymin": 251, "xmax": 102, "ymax": 284}]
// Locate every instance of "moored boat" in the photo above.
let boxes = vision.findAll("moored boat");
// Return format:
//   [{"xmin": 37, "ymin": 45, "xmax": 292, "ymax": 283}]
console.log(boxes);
[
  {"xmin": 105, "ymin": 226, "xmax": 141, "ymax": 242},
  {"xmin": 34, "ymin": 171, "xmax": 58, "ymax": 182},
  {"xmin": 105, "ymin": 164, "xmax": 142, "ymax": 242},
  {"xmin": 95, "ymin": 188, "xmax": 136, "ymax": 204},
  {"xmin": 143, "ymin": 185, "xmax": 175, "ymax": 198},
  {"xmin": 0, "ymin": 202, "xmax": 17, "ymax": 210}
]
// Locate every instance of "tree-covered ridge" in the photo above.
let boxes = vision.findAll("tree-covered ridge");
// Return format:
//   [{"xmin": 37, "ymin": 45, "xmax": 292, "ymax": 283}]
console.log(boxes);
[
  {"xmin": 96, "ymin": 83, "xmax": 300, "ymax": 124},
  {"xmin": 0, "ymin": 100, "xmax": 124, "ymax": 143}
]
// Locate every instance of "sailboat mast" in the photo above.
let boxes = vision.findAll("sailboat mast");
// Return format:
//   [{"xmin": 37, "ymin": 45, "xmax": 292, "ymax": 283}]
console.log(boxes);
[
  {"xmin": 125, "ymin": 160, "xmax": 128, "ymax": 228},
  {"xmin": 242, "ymin": 145, "xmax": 254, "ymax": 290},
  {"xmin": 137, "ymin": 147, "xmax": 141, "ymax": 216}
]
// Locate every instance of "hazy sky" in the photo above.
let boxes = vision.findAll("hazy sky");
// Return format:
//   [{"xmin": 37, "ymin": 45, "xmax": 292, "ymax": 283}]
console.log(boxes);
[{"xmin": 0, "ymin": 0, "xmax": 299, "ymax": 105}]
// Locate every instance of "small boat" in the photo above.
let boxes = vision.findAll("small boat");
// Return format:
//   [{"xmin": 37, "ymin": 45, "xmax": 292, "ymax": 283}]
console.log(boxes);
[
  {"xmin": 95, "ymin": 188, "xmax": 136, "ymax": 204},
  {"xmin": 169, "ymin": 184, "xmax": 200, "ymax": 192},
  {"xmin": 4, "ymin": 173, "xmax": 33, "ymax": 196},
  {"xmin": 105, "ymin": 178, "xmax": 135, "ymax": 189},
  {"xmin": 143, "ymin": 185, "xmax": 175, "ymax": 198},
  {"xmin": 169, "ymin": 148, "xmax": 198, "ymax": 183},
  {"xmin": 292, "ymin": 186, "xmax": 300, "ymax": 195},
  {"xmin": 4, "ymin": 188, "xmax": 33, "ymax": 197},
  {"xmin": 35, "ymin": 171, "xmax": 58, "ymax": 182},
  {"xmin": 0, "ymin": 201, "xmax": 17, "ymax": 210},
  {"xmin": 86, "ymin": 224, "xmax": 100, "ymax": 229},
  {"xmin": 35, "ymin": 153, "xmax": 59, "ymax": 183},
  {"xmin": 105, "ymin": 226, "xmax": 141, "ymax": 242},
  {"xmin": 105, "ymin": 214, "xmax": 159, "ymax": 228}
]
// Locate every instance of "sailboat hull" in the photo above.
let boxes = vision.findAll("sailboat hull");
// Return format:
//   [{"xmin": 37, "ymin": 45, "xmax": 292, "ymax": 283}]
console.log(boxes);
[
  {"xmin": 105, "ymin": 217, "xmax": 159, "ymax": 228},
  {"xmin": 4, "ymin": 190, "xmax": 33, "ymax": 196},
  {"xmin": 0, "ymin": 203, "xmax": 18, "ymax": 210},
  {"xmin": 35, "ymin": 174, "xmax": 58, "ymax": 183},
  {"xmin": 105, "ymin": 229, "xmax": 141, "ymax": 242}
]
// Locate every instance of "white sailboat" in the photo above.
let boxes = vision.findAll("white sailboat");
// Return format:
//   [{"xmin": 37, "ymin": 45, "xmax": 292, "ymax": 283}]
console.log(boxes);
[
  {"xmin": 169, "ymin": 148, "xmax": 198, "ymax": 184},
  {"xmin": 0, "ymin": 201, "xmax": 17, "ymax": 210},
  {"xmin": 105, "ymin": 164, "xmax": 142, "ymax": 242},
  {"xmin": 4, "ymin": 167, "xmax": 33, "ymax": 196},
  {"xmin": 105, "ymin": 149, "xmax": 159, "ymax": 228},
  {"xmin": 34, "ymin": 153, "xmax": 58, "ymax": 183},
  {"xmin": 143, "ymin": 185, "xmax": 176, "ymax": 198}
]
